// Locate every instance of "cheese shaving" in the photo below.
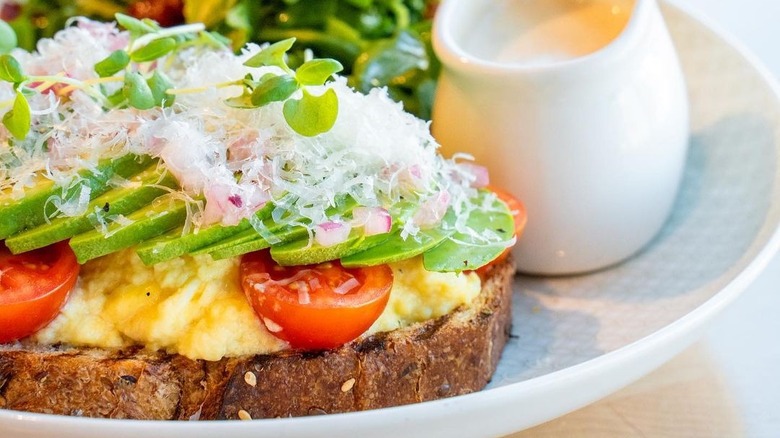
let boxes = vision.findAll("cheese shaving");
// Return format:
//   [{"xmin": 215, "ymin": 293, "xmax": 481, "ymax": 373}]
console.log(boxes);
[{"xmin": 0, "ymin": 20, "xmax": 485, "ymax": 239}]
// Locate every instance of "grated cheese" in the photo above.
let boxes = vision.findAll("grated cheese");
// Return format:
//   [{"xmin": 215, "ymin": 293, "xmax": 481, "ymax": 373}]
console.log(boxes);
[{"xmin": 0, "ymin": 20, "xmax": 497, "ymax": 243}]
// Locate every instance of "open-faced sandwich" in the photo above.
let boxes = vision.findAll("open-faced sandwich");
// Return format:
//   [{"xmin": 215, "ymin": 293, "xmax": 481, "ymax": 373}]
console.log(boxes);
[{"xmin": 0, "ymin": 16, "xmax": 525, "ymax": 420}]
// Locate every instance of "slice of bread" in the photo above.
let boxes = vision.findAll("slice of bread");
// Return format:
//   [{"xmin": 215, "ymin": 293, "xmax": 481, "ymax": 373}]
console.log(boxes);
[{"xmin": 0, "ymin": 258, "xmax": 515, "ymax": 420}]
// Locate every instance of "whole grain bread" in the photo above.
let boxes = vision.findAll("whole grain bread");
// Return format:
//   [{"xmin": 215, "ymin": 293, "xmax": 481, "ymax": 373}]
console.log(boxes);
[{"xmin": 0, "ymin": 258, "xmax": 515, "ymax": 420}]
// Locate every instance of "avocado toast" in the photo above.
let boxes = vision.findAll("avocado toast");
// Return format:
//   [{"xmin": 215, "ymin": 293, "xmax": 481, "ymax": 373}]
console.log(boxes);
[{"xmin": 0, "ymin": 16, "xmax": 523, "ymax": 418}]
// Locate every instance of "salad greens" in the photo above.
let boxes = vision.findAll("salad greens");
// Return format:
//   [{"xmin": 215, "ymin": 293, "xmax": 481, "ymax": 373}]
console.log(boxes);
[{"xmin": 0, "ymin": 0, "xmax": 439, "ymax": 119}]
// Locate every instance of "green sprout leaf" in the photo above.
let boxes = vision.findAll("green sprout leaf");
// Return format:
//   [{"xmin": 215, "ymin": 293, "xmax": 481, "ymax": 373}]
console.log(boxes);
[
  {"xmin": 115, "ymin": 13, "xmax": 158, "ymax": 36},
  {"xmin": 283, "ymin": 88, "xmax": 338, "ymax": 137},
  {"xmin": 94, "ymin": 50, "xmax": 130, "ymax": 78},
  {"xmin": 244, "ymin": 38, "xmax": 296, "ymax": 70},
  {"xmin": 0, "ymin": 54, "xmax": 25, "ymax": 84},
  {"xmin": 123, "ymin": 72, "xmax": 155, "ymax": 110},
  {"xmin": 225, "ymin": 90, "xmax": 255, "ymax": 109},
  {"xmin": 200, "ymin": 31, "xmax": 231, "ymax": 49},
  {"xmin": 147, "ymin": 70, "xmax": 175, "ymax": 107},
  {"xmin": 130, "ymin": 37, "xmax": 177, "ymax": 62},
  {"xmin": 105, "ymin": 88, "xmax": 126, "ymax": 107},
  {"xmin": 0, "ymin": 20, "xmax": 17, "ymax": 54},
  {"xmin": 251, "ymin": 74, "xmax": 299, "ymax": 106},
  {"xmin": 2, "ymin": 91, "xmax": 31, "ymax": 140},
  {"xmin": 295, "ymin": 59, "xmax": 344, "ymax": 86}
]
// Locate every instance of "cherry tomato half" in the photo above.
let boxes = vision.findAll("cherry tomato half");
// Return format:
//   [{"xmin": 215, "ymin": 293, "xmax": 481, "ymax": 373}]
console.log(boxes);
[
  {"xmin": 476, "ymin": 186, "xmax": 527, "ymax": 277},
  {"xmin": 240, "ymin": 250, "xmax": 393, "ymax": 350},
  {"xmin": 0, "ymin": 242, "xmax": 79, "ymax": 343}
]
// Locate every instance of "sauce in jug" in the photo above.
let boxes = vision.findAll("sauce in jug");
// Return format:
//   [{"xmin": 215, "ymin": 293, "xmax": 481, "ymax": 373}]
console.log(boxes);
[{"xmin": 462, "ymin": 0, "xmax": 634, "ymax": 66}]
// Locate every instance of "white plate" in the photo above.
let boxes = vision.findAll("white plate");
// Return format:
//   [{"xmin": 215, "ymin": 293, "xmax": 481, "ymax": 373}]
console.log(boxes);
[{"xmin": 3, "ymin": 2, "xmax": 780, "ymax": 437}]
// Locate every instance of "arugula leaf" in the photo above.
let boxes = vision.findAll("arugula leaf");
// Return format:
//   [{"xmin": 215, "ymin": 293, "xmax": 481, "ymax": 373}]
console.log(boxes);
[{"xmin": 351, "ymin": 31, "xmax": 427, "ymax": 93}]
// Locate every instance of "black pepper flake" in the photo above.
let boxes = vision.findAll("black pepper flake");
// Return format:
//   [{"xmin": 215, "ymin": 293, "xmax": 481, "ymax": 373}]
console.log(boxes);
[
  {"xmin": 120, "ymin": 375, "xmax": 138, "ymax": 385},
  {"xmin": 463, "ymin": 260, "xmax": 468, "ymax": 266},
  {"xmin": 496, "ymin": 227, "xmax": 506, "ymax": 234},
  {"xmin": 146, "ymin": 291, "xmax": 151, "ymax": 297},
  {"xmin": 102, "ymin": 202, "xmax": 110, "ymax": 212}
]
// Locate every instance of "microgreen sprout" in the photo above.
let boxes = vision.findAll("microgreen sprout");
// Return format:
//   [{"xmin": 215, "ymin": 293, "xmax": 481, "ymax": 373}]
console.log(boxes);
[
  {"xmin": 0, "ymin": 15, "xmax": 344, "ymax": 141},
  {"xmin": 232, "ymin": 38, "xmax": 344, "ymax": 137}
]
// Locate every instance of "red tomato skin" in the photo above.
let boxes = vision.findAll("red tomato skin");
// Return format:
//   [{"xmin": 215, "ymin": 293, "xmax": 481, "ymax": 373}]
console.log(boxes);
[
  {"xmin": 241, "ymin": 250, "xmax": 393, "ymax": 350},
  {"xmin": 0, "ymin": 242, "xmax": 79, "ymax": 343}
]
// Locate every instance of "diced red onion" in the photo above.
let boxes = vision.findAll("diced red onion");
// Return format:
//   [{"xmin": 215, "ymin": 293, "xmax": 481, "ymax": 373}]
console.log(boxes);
[
  {"xmin": 228, "ymin": 194, "xmax": 243, "ymax": 207},
  {"xmin": 461, "ymin": 163, "xmax": 490, "ymax": 188},
  {"xmin": 227, "ymin": 130, "xmax": 260, "ymax": 164},
  {"xmin": 413, "ymin": 191, "xmax": 451, "ymax": 228},
  {"xmin": 314, "ymin": 221, "xmax": 352, "ymax": 247},
  {"xmin": 410, "ymin": 164, "xmax": 423, "ymax": 179},
  {"xmin": 203, "ymin": 182, "xmax": 235, "ymax": 225},
  {"xmin": 333, "ymin": 277, "xmax": 360, "ymax": 295},
  {"xmin": 298, "ymin": 288, "xmax": 311, "ymax": 305},
  {"xmin": 262, "ymin": 317, "xmax": 283, "ymax": 333},
  {"xmin": 352, "ymin": 207, "xmax": 392, "ymax": 236}
]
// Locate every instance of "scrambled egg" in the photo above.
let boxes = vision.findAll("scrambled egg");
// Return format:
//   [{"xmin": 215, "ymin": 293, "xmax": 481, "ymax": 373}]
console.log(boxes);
[
  {"xmin": 35, "ymin": 250, "xmax": 481, "ymax": 361},
  {"xmin": 370, "ymin": 258, "xmax": 482, "ymax": 333}
]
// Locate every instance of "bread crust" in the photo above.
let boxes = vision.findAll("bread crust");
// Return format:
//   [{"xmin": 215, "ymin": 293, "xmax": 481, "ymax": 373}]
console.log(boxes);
[{"xmin": 0, "ymin": 258, "xmax": 515, "ymax": 420}]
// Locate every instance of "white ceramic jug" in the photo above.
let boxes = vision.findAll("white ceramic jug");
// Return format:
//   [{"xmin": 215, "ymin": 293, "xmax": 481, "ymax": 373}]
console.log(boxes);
[{"xmin": 432, "ymin": 0, "xmax": 689, "ymax": 275}]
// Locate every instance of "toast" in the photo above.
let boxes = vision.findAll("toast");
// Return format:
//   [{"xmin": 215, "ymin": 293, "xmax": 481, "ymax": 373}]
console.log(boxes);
[{"xmin": 0, "ymin": 258, "xmax": 515, "ymax": 420}]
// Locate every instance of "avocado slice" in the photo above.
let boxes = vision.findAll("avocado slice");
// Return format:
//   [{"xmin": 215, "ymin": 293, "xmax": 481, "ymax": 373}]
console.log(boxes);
[
  {"xmin": 0, "ymin": 154, "xmax": 153, "ymax": 239},
  {"xmin": 209, "ymin": 225, "xmax": 308, "ymax": 260},
  {"xmin": 422, "ymin": 190, "xmax": 516, "ymax": 272},
  {"xmin": 5, "ymin": 167, "xmax": 177, "ymax": 254},
  {"xmin": 193, "ymin": 195, "xmax": 360, "ymax": 262},
  {"xmin": 135, "ymin": 202, "xmax": 276, "ymax": 266},
  {"xmin": 189, "ymin": 228, "xmax": 260, "ymax": 256},
  {"xmin": 339, "ymin": 226, "xmax": 453, "ymax": 268},
  {"xmin": 339, "ymin": 209, "xmax": 457, "ymax": 268},
  {"xmin": 69, "ymin": 194, "xmax": 192, "ymax": 264},
  {"xmin": 270, "ymin": 227, "xmax": 392, "ymax": 266}
]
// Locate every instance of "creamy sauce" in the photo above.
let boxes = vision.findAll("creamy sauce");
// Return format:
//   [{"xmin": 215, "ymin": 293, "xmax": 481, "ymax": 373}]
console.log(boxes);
[{"xmin": 462, "ymin": 0, "xmax": 634, "ymax": 66}]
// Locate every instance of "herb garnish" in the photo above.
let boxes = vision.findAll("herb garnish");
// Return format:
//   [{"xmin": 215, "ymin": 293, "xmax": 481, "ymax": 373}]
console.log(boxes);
[{"xmin": 0, "ymin": 14, "xmax": 343, "ymax": 140}]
